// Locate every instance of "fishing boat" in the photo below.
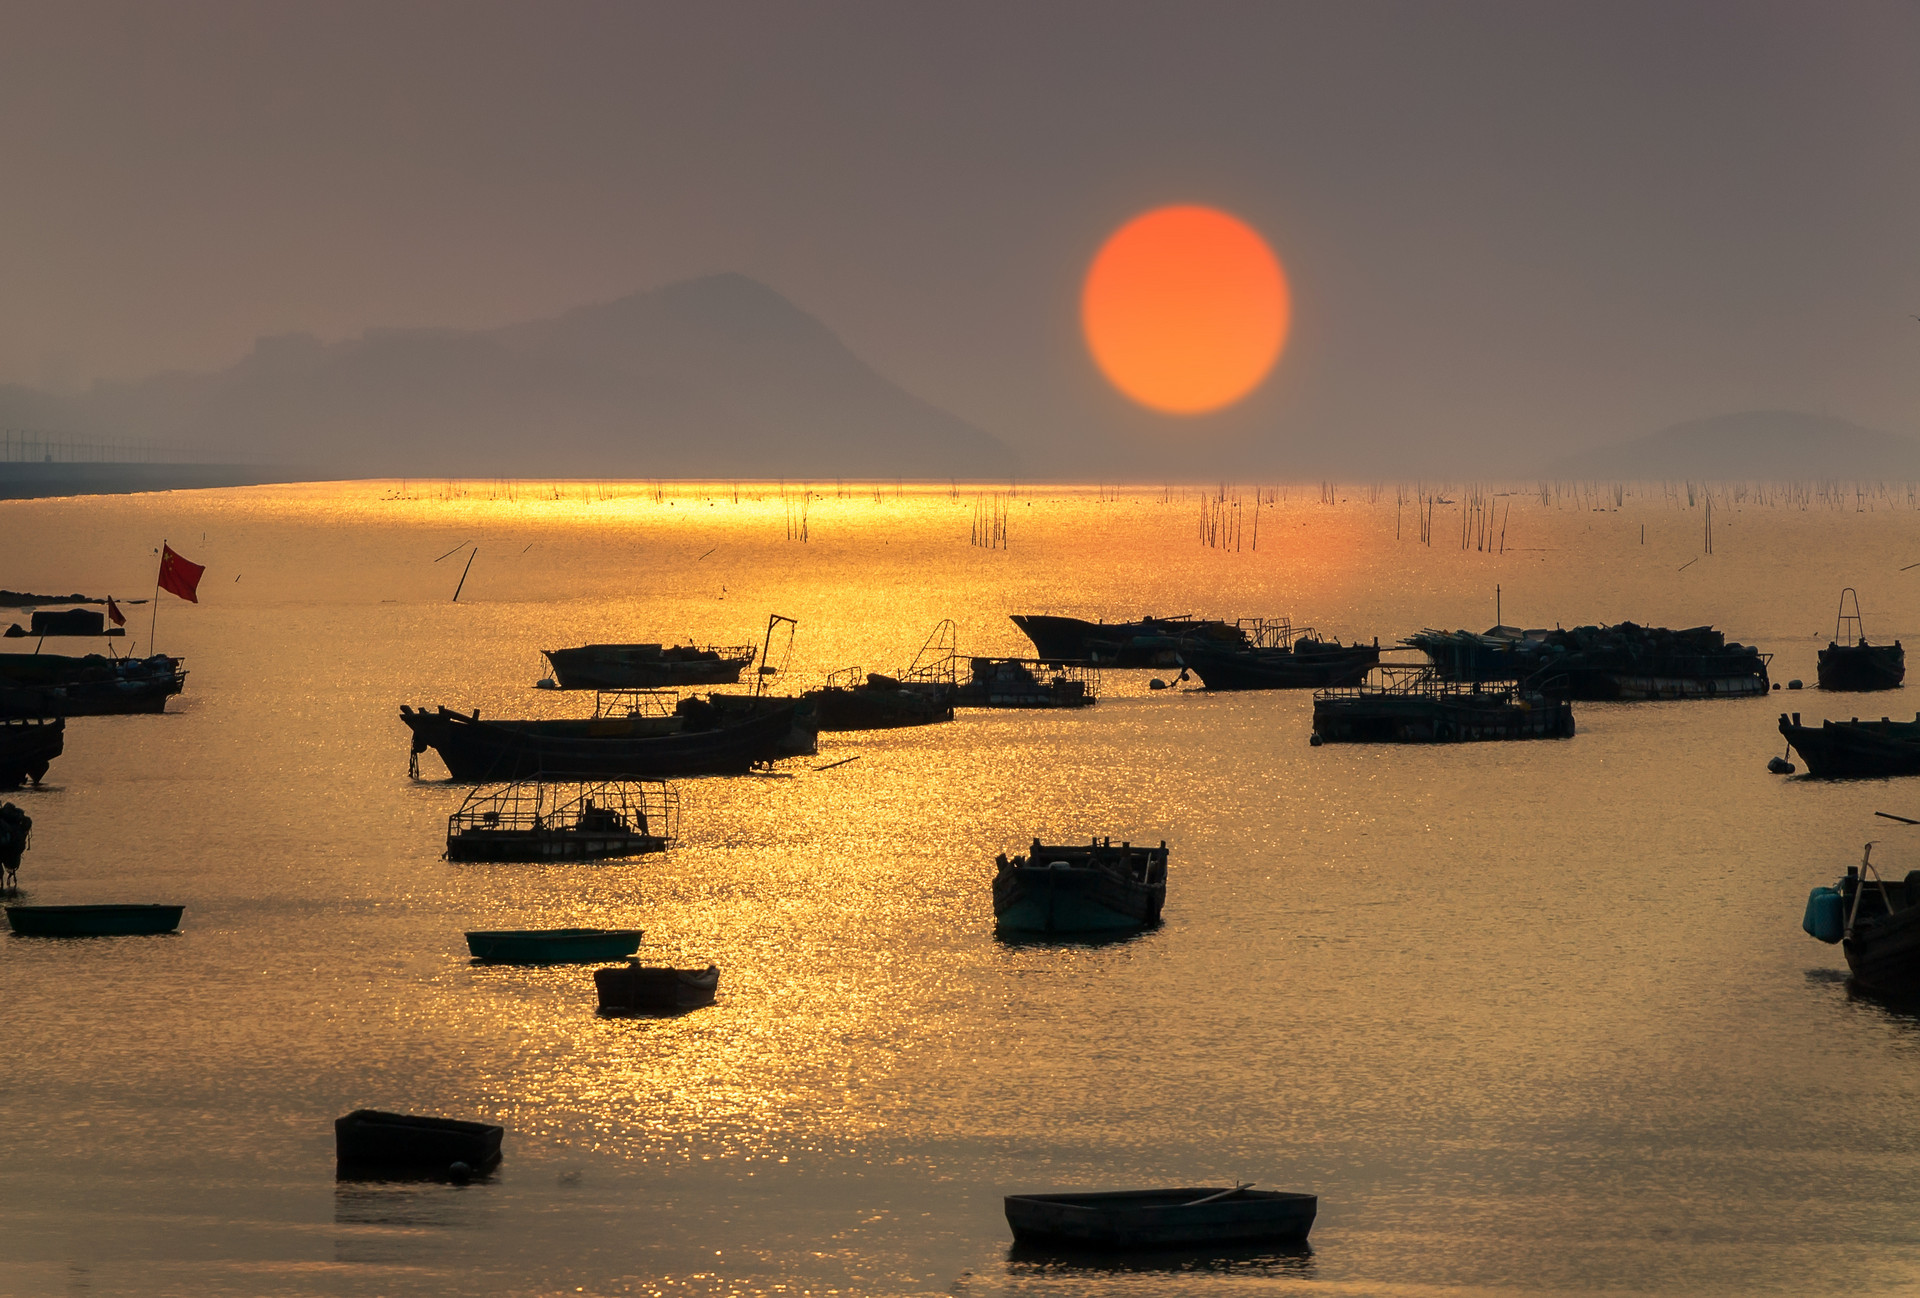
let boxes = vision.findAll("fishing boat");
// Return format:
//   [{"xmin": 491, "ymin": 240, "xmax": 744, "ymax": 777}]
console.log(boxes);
[
  {"xmin": 805, "ymin": 669, "xmax": 954, "ymax": 731},
  {"xmin": 0, "ymin": 716, "xmax": 62, "ymax": 788},
  {"xmin": 1312, "ymin": 667, "xmax": 1574, "ymax": 743},
  {"xmin": 1405, "ymin": 622, "xmax": 1768, "ymax": 700},
  {"xmin": 400, "ymin": 691, "xmax": 800, "ymax": 781},
  {"xmin": 1778, "ymin": 711, "xmax": 1920, "ymax": 778},
  {"xmin": 335, "ymin": 1109, "xmax": 503, "ymax": 1175},
  {"xmin": 993, "ymin": 838, "xmax": 1167, "ymax": 934},
  {"xmin": 446, "ymin": 779, "xmax": 678, "ymax": 860},
  {"xmin": 1804, "ymin": 843, "xmax": 1920, "ymax": 997},
  {"xmin": 1011, "ymin": 613, "xmax": 1245, "ymax": 666},
  {"xmin": 1818, "ymin": 589, "xmax": 1904, "ymax": 692},
  {"xmin": 1178, "ymin": 619, "xmax": 1380, "ymax": 690},
  {"xmin": 594, "ymin": 961, "xmax": 721, "ymax": 1012},
  {"xmin": 0, "ymin": 652, "xmax": 185, "ymax": 716},
  {"xmin": 954, "ymin": 658, "xmax": 1097, "ymax": 709},
  {"xmin": 465, "ymin": 928, "xmax": 644, "ymax": 963},
  {"xmin": 1003, "ymin": 1186, "xmax": 1317, "ymax": 1249},
  {"xmin": 541, "ymin": 641, "xmax": 757, "ymax": 690},
  {"xmin": 6, "ymin": 903, "xmax": 183, "ymax": 936}
]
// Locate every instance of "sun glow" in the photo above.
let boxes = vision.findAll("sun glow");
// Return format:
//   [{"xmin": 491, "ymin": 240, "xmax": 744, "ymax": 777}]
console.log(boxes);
[{"xmin": 1081, "ymin": 205, "xmax": 1290, "ymax": 415}]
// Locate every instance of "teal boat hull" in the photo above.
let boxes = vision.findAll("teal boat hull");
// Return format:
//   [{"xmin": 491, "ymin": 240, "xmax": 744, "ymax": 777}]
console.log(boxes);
[
  {"xmin": 6, "ymin": 904, "xmax": 183, "ymax": 936},
  {"xmin": 464, "ymin": 927, "xmax": 642, "ymax": 964}
]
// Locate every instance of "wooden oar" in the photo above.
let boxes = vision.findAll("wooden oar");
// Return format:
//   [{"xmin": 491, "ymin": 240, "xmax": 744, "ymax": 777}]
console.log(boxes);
[
  {"xmin": 1876, "ymin": 811, "xmax": 1920, "ymax": 825},
  {"xmin": 1181, "ymin": 1182, "xmax": 1254, "ymax": 1207}
]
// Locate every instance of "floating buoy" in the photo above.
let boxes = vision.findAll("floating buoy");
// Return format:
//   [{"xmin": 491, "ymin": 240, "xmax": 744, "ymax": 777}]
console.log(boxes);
[
  {"xmin": 535, "ymin": 677, "xmax": 558, "ymax": 690},
  {"xmin": 1768, "ymin": 756, "xmax": 1795, "ymax": 775},
  {"xmin": 1149, "ymin": 678, "xmax": 1168, "ymax": 690},
  {"xmin": 1309, "ymin": 733, "xmax": 1323, "ymax": 747},
  {"xmin": 448, "ymin": 1161, "xmax": 472, "ymax": 1182},
  {"xmin": 1772, "ymin": 682, "xmax": 1781, "ymax": 690},
  {"xmin": 1788, "ymin": 679, "xmax": 1803, "ymax": 690}
]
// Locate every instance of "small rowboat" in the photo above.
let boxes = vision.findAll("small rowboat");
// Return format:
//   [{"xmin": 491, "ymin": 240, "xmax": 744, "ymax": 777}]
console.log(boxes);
[
  {"xmin": 6, "ymin": 903, "xmax": 183, "ymax": 936},
  {"xmin": 1003, "ymin": 1185, "xmax": 1316, "ymax": 1250},
  {"xmin": 594, "ymin": 962, "xmax": 720, "ymax": 1012},
  {"xmin": 465, "ymin": 927, "xmax": 642, "ymax": 964},
  {"xmin": 335, "ymin": 1109, "xmax": 503, "ymax": 1176}
]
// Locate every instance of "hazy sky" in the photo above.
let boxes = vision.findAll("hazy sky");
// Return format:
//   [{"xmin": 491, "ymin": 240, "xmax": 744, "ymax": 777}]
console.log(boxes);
[{"xmin": 4, "ymin": 2, "xmax": 1918, "ymax": 475}]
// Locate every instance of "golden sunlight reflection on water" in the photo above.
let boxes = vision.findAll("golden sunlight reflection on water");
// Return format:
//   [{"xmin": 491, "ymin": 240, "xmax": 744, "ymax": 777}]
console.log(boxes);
[{"xmin": 6, "ymin": 481, "xmax": 1920, "ymax": 1294}]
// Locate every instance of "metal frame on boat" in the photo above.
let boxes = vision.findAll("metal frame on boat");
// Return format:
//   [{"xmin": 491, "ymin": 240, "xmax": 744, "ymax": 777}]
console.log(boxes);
[{"xmin": 446, "ymin": 778, "xmax": 678, "ymax": 860}]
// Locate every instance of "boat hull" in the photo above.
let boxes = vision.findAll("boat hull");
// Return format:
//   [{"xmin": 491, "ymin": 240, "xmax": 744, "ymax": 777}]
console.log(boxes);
[
  {"xmin": 0, "ymin": 653, "xmax": 185, "ymax": 716},
  {"xmin": 446, "ymin": 827, "xmax": 668, "ymax": 861},
  {"xmin": 1779, "ymin": 714, "xmax": 1920, "ymax": 778},
  {"xmin": 594, "ymin": 963, "xmax": 720, "ymax": 1012},
  {"xmin": 1183, "ymin": 644, "xmax": 1379, "ymax": 690},
  {"xmin": 465, "ymin": 928, "xmax": 643, "ymax": 963},
  {"xmin": 335, "ymin": 1109, "xmax": 503, "ymax": 1175},
  {"xmin": 1011, "ymin": 614, "xmax": 1240, "ymax": 667},
  {"xmin": 401, "ymin": 703, "xmax": 798, "ymax": 781},
  {"xmin": 1004, "ymin": 1189, "xmax": 1317, "ymax": 1249},
  {"xmin": 543, "ymin": 645, "xmax": 753, "ymax": 690},
  {"xmin": 1819, "ymin": 642, "xmax": 1906, "ymax": 692},
  {"xmin": 993, "ymin": 861, "xmax": 1164, "ymax": 934},
  {"xmin": 0, "ymin": 716, "xmax": 63, "ymax": 788},
  {"xmin": 805, "ymin": 685, "xmax": 953, "ymax": 731},
  {"xmin": 6, "ymin": 903, "xmax": 182, "ymax": 936}
]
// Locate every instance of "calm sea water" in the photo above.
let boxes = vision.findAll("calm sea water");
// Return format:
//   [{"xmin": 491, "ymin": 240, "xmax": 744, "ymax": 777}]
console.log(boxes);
[{"xmin": 5, "ymin": 480, "xmax": 1920, "ymax": 1297}]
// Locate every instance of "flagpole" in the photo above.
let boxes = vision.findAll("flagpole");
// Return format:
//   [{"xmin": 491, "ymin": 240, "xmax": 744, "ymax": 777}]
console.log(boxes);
[{"xmin": 149, "ymin": 540, "xmax": 164, "ymax": 657}]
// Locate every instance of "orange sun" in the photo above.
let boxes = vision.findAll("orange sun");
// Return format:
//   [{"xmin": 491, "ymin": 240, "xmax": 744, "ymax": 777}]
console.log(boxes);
[{"xmin": 1081, "ymin": 205, "xmax": 1290, "ymax": 415}]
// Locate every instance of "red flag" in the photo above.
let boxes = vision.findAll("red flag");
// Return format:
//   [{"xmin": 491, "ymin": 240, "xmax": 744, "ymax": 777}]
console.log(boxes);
[
  {"xmin": 106, "ymin": 597, "xmax": 125, "ymax": 626},
  {"xmin": 157, "ymin": 545, "xmax": 204, "ymax": 604}
]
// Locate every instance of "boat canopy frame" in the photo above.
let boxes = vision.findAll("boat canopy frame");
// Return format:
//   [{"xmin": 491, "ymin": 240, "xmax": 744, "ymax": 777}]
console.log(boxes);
[{"xmin": 448, "ymin": 777, "xmax": 680, "ymax": 849}]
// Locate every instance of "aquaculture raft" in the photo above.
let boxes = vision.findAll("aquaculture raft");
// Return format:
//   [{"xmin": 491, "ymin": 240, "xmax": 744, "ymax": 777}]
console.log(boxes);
[
  {"xmin": 1404, "ymin": 622, "xmax": 1768, "ymax": 700},
  {"xmin": 993, "ymin": 838, "xmax": 1167, "ymax": 934},
  {"xmin": 446, "ymin": 779, "xmax": 678, "ymax": 860},
  {"xmin": 954, "ymin": 658, "xmax": 1097, "ymax": 709},
  {"xmin": 1312, "ymin": 668, "xmax": 1574, "ymax": 744}
]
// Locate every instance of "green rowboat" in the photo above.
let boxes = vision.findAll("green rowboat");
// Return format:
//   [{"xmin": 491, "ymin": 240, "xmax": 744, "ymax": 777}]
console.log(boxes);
[
  {"xmin": 464, "ymin": 927, "xmax": 643, "ymax": 964},
  {"xmin": 6, "ymin": 904, "xmax": 183, "ymax": 936}
]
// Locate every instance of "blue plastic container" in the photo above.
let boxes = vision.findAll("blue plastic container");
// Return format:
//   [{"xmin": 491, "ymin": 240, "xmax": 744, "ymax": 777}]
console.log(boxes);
[{"xmin": 1804, "ymin": 887, "xmax": 1844, "ymax": 944}]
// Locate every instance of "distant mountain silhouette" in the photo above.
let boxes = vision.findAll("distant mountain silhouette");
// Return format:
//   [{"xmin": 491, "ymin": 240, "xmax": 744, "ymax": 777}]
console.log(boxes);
[
  {"xmin": 1545, "ymin": 410, "xmax": 1920, "ymax": 480},
  {"xmin": 27, "ymin": 274, "xmax": 1016, "ymax": 479}
]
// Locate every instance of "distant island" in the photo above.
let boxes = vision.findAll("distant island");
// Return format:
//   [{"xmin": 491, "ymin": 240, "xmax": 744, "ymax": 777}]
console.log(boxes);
[
  {"xmin": 0, "ymin": 273, "xmax": 1016, "ymax": 486},
  {"xmin": 1544, "ymin": 410, "xmax": 1920, "ymax": 481}
]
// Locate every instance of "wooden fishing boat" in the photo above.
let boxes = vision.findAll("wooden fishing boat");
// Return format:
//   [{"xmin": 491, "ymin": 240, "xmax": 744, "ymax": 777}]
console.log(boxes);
[
  {"xmin": 1778, "ymin": 711, "xmax": 1920, "ymax": 778},
  {"xmin": 542, "ymin": 641, "xmax": 756, "ymax": 690},
  {"xmin": 6, "ymin": 903, "xmax": 182, "ymax": 936},
  {"xmin": 805, "ymin": 669, "xmax": 954, "ymax": 731},
  {"xmin": 0, "ymin": 652, "xmax": 185, "ymax": 716},
  {"xmin": 1805, "ymin": 844, "xmax": 1920, "ymax": 997},
  {"xmin": 400, "ymin": 692, "xmax": 799, "ymax": 781},
  {"xmin": 1312, "ymin": 668, "xmax": 1574, "ymax": 743},
  {"xmin": 1004, "ymin": 1186, "xmax": 1317, "ymax": 1249},
  {"xmin": 0, "ymin": 716, "xmax": 62, "ymax": 788},
  {"xmin": 954, "ymin": 658, "xmax": 1097, "ymax": 709},
  {"xmin": 1819, "ymin": 589, "xmax": 1904, "ymax": 692},
  {"xmin": 335, "ymin": 1108, "xmax": 503, "ymax": 1175},
  {"xmin": 465, "ymin": 927, "xmax": 643, "ymax": 963},
  {"xmin": 594, "ymin": 961, "xmax": 720, "ymax": 1012},
  {"xmin": 1179, "ymin": 619, "xmax": 1379, "ymax": 690},
  {"xmin": 994, "ymin": 838, "xmax": 1167, "ymax": 934},
  {"xmin": 1011, "ymin": 614, "xmax": 1244, "ymax": 667},
  {"xmin": 446, "ymin": 779, "xmax": 677, "ymax": 860}
]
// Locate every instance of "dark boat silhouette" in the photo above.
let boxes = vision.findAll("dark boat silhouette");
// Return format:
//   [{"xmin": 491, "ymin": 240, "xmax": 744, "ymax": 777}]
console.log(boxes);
[
  {"xmin": 1179, "ymin": 619, "xmax": 1379, "ymax": 690},
  {"xmin": 1805, "ymin": 844, "xmax": 1920, "ymax": 997},
  {"xmin": 1312, "ymin": 668, "xmax": 1574, "ymax": 743},
  {"xmin": 1011, "ymin": 614, "xmax": 1243, "ymax": 666},
  {"xmin": 1818, "ymin": 589, "xmax": 1904, "ymax": 692},
  {"xmin": 542, "ymin": 641, "xmax": 756, "ymax": 689},
  {"xmin": 1405, "ymin": 622, "xmax": 1768, "ymax": 700},
  {"xmin": 335, "ymin": 1109, "xmax": 502, "ymax": 1177},
  {"xmin": 1004, "ymin": 1185, "xmax": 1316, "ymax": 1249},
  {"xmin": 806, "ymin": 671, "xmax": 954, "ymax": 730},
  {"xmin": 594, "ymin": 962, "xmax": 720, "ymax": 1012},
  {"xmin": 445, "ymin": 778, "xmax": 677, "ymax": 860},
  {"xmin": 1778, "ymin": 710, "xmax": 1920, "ymax": 778},
  {"xmin": 465, "ymin": 928, "xmax": 644, "ymax": 964},
  {"xmin": 993, "ymin": 838, "xmax": 1166, "ymax": 934},
  {"xmin": 0, "ymin": 652, "xmax": 186, "ymax": 716},
  {"xmin": 401, "ymin": 693, "xmax": 799, "ymax": 781},
  {"xmin": 5, "ymin": 903, "xmax": 182, "ymax": 936},
  {"xmin": 0, "ymin": 716, "xmax": 62, "ymax": 788}
]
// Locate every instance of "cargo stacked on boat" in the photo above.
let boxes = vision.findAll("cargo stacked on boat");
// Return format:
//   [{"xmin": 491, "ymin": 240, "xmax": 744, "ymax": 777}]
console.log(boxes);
[{"xmin": 1404, "ymin": 621, "xmax": 1769, "ymax": 700}]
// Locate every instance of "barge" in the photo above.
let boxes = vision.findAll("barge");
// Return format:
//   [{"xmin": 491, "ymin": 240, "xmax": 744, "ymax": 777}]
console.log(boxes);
[
  {"xmin": 1405, "ymin": 622, "xmax": 1768, "ymax": 700},
  {"xmin": 993, "ymin": 838, "xmax": 1167, "ymax": 934},
  {"xmin": 1312, "ymin": 668, "xmax": 1574, "ymax": 744}
]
